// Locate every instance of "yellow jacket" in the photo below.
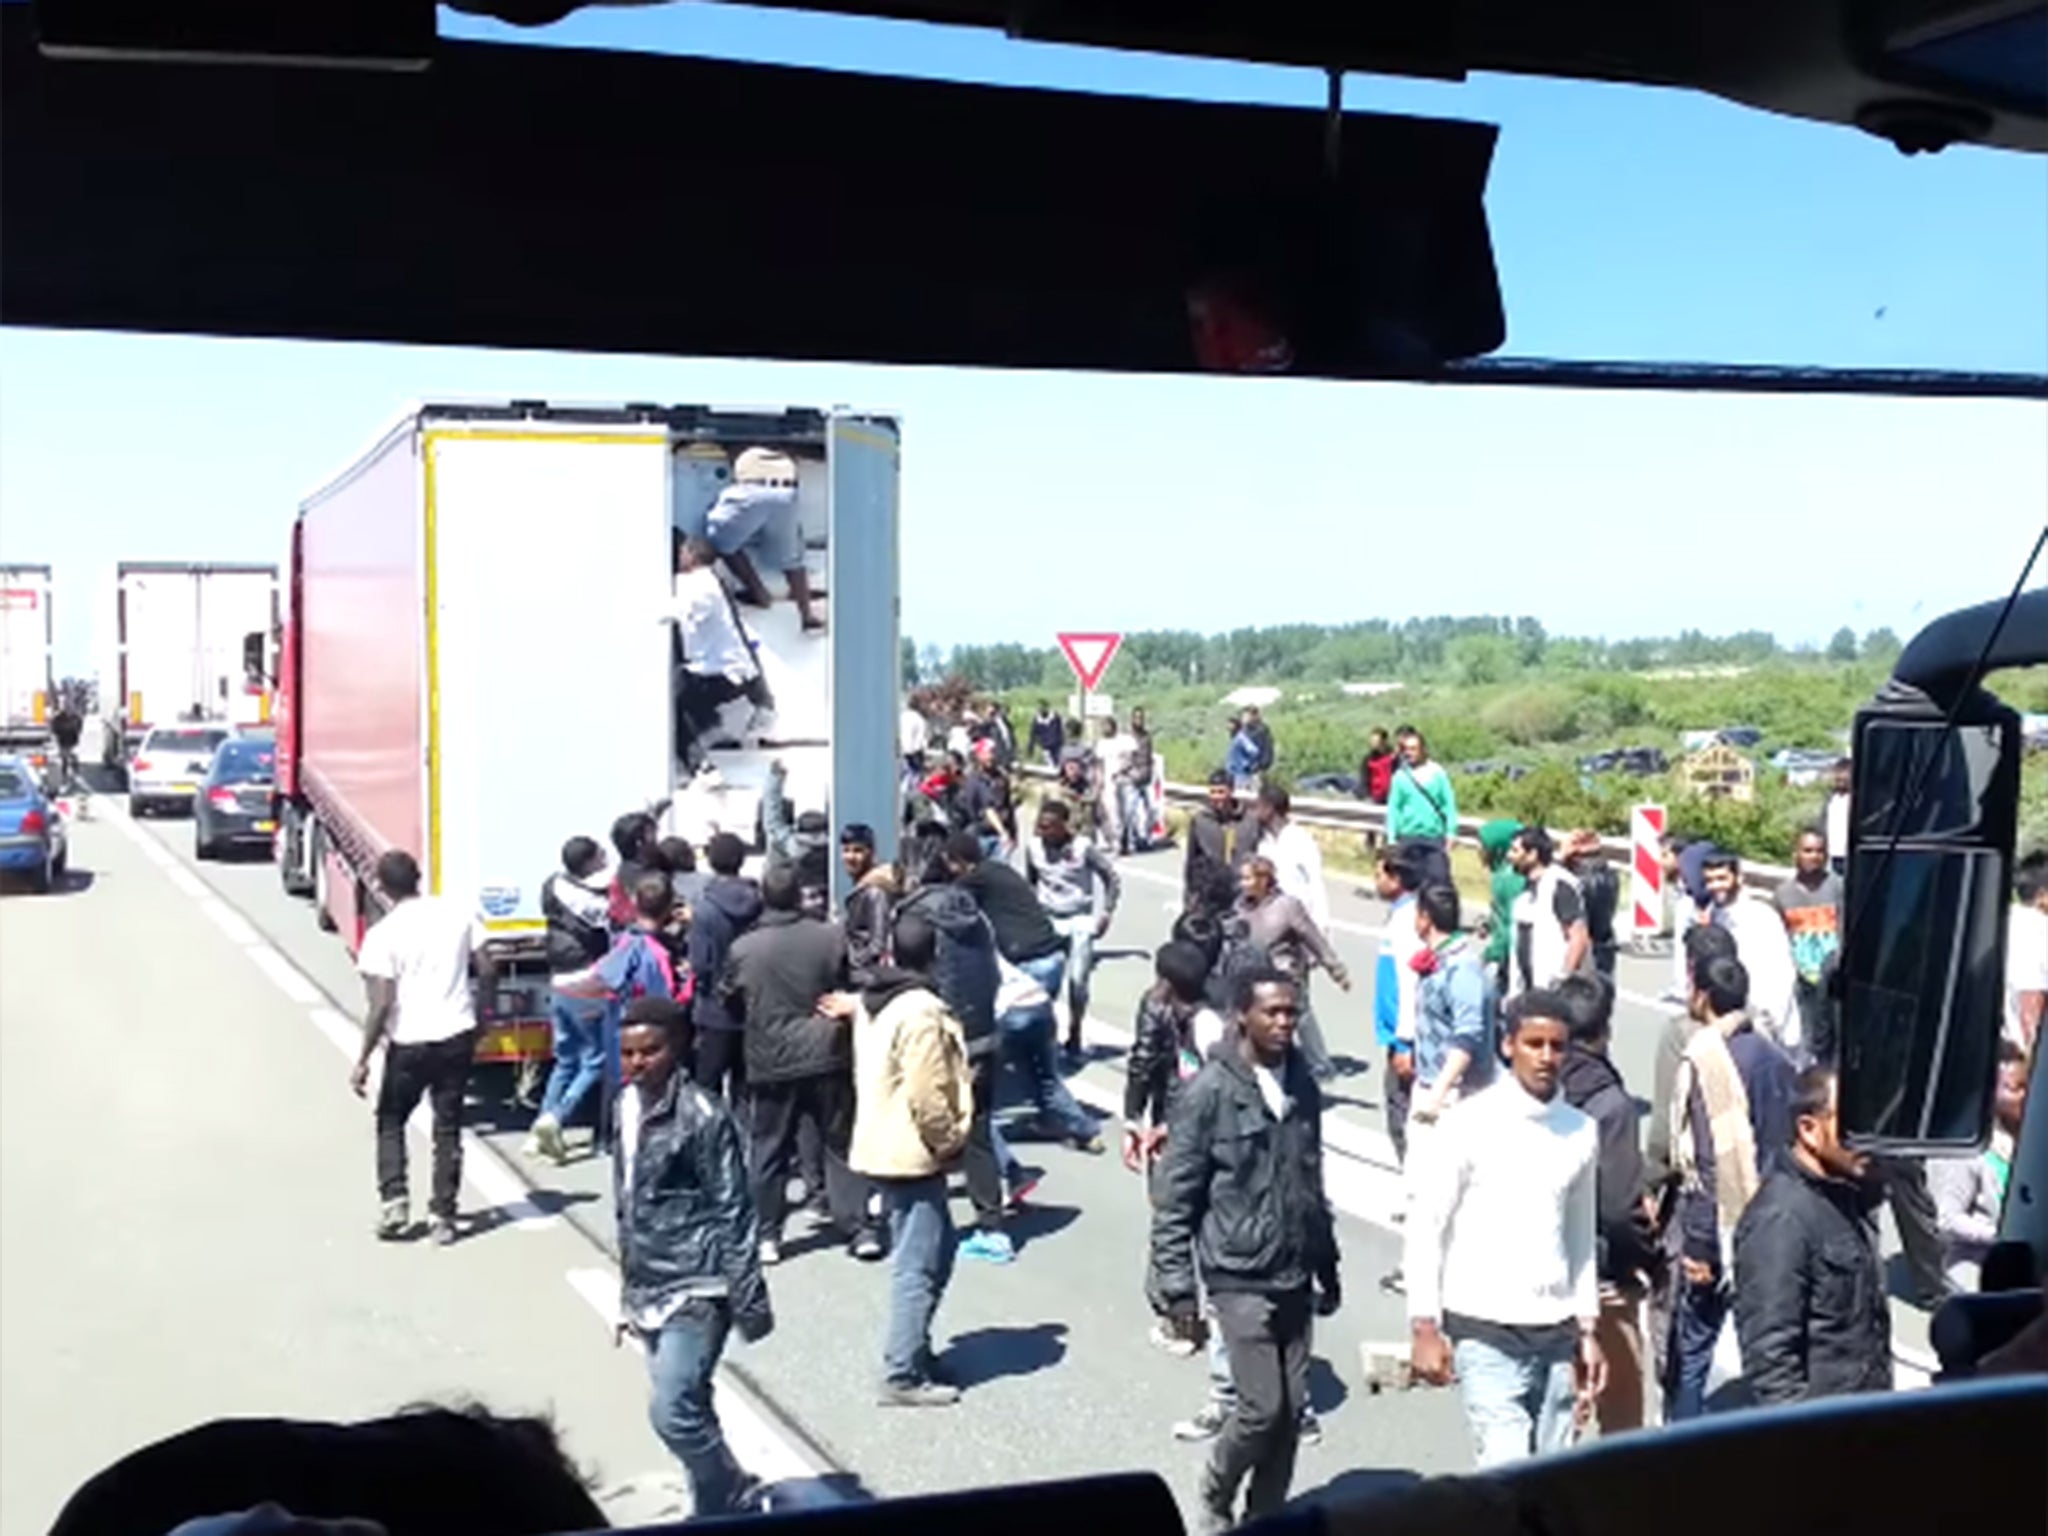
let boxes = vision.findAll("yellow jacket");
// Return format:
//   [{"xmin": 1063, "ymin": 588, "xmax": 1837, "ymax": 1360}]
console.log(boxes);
[{"xmin": 850, "ymin": 975, "xmax": 973, "ymax": 1180}]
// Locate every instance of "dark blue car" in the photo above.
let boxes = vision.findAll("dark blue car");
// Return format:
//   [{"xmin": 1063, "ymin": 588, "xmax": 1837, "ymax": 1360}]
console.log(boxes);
[{"xmin": 0, "ymin": 755, "xmax": 69, "ymax": 893}]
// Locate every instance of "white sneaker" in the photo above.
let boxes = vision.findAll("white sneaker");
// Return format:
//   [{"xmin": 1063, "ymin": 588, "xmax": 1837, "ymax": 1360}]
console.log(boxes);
[
  {"xmin": 1148, "ymin": 1320, "xmax": 1198, "ymax": 1358},
  {"xmin": 531, "ymin": 1114, "xmax": 566, "ymax": 1164}
]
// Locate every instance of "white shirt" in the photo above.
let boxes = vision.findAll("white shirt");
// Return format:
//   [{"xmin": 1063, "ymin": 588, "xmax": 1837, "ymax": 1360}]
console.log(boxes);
[
  {"xmin": 1098, "ymin": 732, "xmax": 1136, "ymax": 782},
  {"xmin": 1252, "ymin": 1063, "xmax": 1289, "ymax": 1120},
  {"xmin": 1257, "ymin": 819, "xmax": 1330, "ymax": 933},
  {"xmin": 1406, "ymin": 1077, "xmax": 1600, "ymax": 1329},
  {"xmin": 2007, "ymin": 904, "xmax": 2048, "ymax": 1049},
  {"xmin": 672, "ymin": 565, "xmax": 754, "ymax": 682},
  {"xmin": 900, "ymin": 708, "xmax": 929, "ymax": 756},
  {"xmin": 1720, "ymin": 894, "xmax": 1802, "ymax": 1053},
  {"xmin": 356, "ymin": 895, "xmax": 485, "ymax": 1045},
  {"xmin": 1824, "ymin": 790, "xmax": 1851, "ymax": 864}
]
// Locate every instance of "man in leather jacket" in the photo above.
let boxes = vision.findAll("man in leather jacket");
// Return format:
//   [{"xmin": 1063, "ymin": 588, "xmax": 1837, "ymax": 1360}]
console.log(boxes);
[
  {"xmin": 1148, "ymin": 968, "xmax": 1340, "ymax": 1535},
  {"xmin": 612, "ymin": 996, "xmax": 773, "ymax": 1518}
]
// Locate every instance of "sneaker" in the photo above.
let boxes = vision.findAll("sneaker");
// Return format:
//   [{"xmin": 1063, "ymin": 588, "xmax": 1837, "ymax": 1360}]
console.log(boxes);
[
  {"xmin": 375, "ymin": 1198, "xmax": 410, "ymax": 1241},
  {"xmin": 849, "ymin": 1227, "xmax": 888, "ymax": 1263},
  {"xmin": 1005, "ymin": 1171, "xmax": 1042, "ymax": 1212},
  {"xmin": 429, "ymin": 1214, "xmax": 458, "ymax": 1248},
  {"xmin": 879, "ymin": 1379, "xmax": 961, "ymax": 1408},
  {"xmin": 960, "ymin": 1230, "xmax": 1016, "ymax": 1265},
  {"xmin": 1172, "ymin": 1401, "xmax": 1230, "ymax": 1442},
  {"xmin": 1069, "ymin": 1132, "xmax": 1106, "ymax": 1156},
  {"xmin": 719, "ymin": 1473, "xmax": 768, "ymax": 1516},
  {"xmin": 1297, "ymin": 1408, "xmax": 1323, "ymax": 1447},
  {"xmin": 530, "ymin": 1113, "xmax": 566, "ymax": 1164},
  {"xmin": 1148, "ymin": 1320, "xmax": 1198, "ymax": 1357},
  {"xmin": 759, "ymin": 1237, "xmax": 783, "ymax": 1267}
]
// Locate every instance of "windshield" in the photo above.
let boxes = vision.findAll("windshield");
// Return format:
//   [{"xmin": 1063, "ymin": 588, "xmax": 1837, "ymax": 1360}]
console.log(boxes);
[
  {"xmin": 146, "ymin": 730, "xmax": 228, "ymax": 755},
  {"xmin": 211, "ymin": 745, "xmax": 276, "ymax": 782}
]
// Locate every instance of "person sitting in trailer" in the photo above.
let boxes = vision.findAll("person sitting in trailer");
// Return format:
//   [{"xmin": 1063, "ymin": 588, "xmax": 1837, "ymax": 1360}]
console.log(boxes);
[{"xmin": 703, "ymin": 446, "xmax": 823, "ymax": 633}]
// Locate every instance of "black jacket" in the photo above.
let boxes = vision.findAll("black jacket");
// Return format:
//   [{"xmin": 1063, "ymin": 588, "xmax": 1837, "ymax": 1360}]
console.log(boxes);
[
  {"xmin": 541, "ymin": 869, "xmax": 613, "ymax": 976},
  {"xmin": 1183, "ymin": 805, "xmax": 1252, "ymax": 912},
  {"xmin": 1028, "ymin": 712, "xmax": 1064, "ymax": 760},
  {"xmin": 1124, "ymin": 988, "xmax": 1208, "ymax": 1126},
  {"xmin": 1559, "ymin": 1045, "xmax": 1658, "ymax": 1286},
  {"xmin": 1733, "ymin": 1161, "xmax": 1892, "ymax": 1406},
  {"xmin": 614, "ymin": 1069, "xmax": 771, "ymax": 1340},
  {"xmin": 687, "ymin": 875, "xmax": 762, "ymax": 1033},
  {"xmin": 843, "ymin": 869, "xmax": 898, "ymax": 987},
  {"xmin": 1572, "ymin": 855, "xmax": 1621, "ymax": 952},
  {"xmin": 1246, "ymin": 719, "xmax": 1275, "ymax": 773},
  {"xmin": 958, "ymin": 859, "xmax": 1063, "ymax": 963},
  {"xmin": 896, "ymin": 882, "xmax": 1000, "ymax": 1058},
  {"xmin": 721, "ymin": 909, "xmax": 850, "ymax": 1085},
  {"xmin": 1148, "ymin": 1047, "xmax": 1338, "ymax": 1309}
]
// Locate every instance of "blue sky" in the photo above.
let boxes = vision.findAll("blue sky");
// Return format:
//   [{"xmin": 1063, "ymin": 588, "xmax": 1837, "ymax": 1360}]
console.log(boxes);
[{"xmin": 2, "ymin": 2, "xmax": 2044, "ymax": 673}]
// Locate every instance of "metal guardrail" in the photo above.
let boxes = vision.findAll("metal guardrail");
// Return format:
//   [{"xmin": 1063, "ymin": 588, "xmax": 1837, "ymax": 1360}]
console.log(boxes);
[{"xmin": 1012, "ymin": 762, "xmax": 1795, "ymax": 893}]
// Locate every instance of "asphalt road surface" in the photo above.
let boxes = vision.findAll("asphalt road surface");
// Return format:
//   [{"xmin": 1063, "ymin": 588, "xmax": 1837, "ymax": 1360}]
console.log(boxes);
[{"xmin": 0, "ymin": 807, "xmax": 1932, "ymax": 1532}]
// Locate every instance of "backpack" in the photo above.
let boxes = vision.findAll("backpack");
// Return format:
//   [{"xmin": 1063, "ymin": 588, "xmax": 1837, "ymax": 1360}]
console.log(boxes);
[
  {"xmin": 902, "ymin": 886, "xmax": 999, "ymax": 1048},
  {"xmin": 608, "ymin": 930, "xmax": 682, "ymax": 1004}
]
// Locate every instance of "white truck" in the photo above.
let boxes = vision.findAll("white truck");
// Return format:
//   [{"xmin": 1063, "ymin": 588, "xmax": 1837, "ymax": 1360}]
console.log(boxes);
[
  {"xmin": 113, "ymin": 561, "xmax": 279, "ymax": 760},
  {"xmin": 272, "ymin": 401, "xmax": 901, "ymax": 1068},
  {"xmin": 0, "ymin": 564, "xmax": 56, "ymax": 752}
]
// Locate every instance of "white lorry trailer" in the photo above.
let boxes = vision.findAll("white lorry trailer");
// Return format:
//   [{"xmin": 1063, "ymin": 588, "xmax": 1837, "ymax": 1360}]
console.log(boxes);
[
  {"xmin": 0, "ymin": 563, "xmax": 56, "ymax": 752},
  {"xmin": 114, "ymin": 561, "xmax": 279, "ymax": 759}
]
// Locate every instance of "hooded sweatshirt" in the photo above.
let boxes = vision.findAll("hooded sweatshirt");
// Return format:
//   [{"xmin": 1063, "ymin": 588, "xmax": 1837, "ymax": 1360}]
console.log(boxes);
[
  {"xmin": 1477, "ymin": 819, "xmax": 1526, "ymax": 970},
  {"xmin": 849, "ymin": 968, "xmax": 972, "ymax": 1180},
  {"xmin": 542, "ymin": 865, "xmax": 614, "ymax": 976},
  {"xmin": 895, "ymin": 881, "xmax": 1000, "ymax": 1058},
  {"xmin": 687, "ymin": 874, "xmax": 764, "ymax": 1033}
]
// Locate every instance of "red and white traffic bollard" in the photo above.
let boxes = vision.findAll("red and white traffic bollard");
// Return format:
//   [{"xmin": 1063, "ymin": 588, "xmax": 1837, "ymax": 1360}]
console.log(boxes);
[{"xmin": 1631, "ymin": 803, "xmax": 1666, "ymax": 946}]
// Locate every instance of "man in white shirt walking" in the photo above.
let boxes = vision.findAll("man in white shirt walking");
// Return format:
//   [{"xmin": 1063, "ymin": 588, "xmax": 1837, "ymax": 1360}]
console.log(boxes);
[
  {"xmin": 1249, "ymin": 783, "xmax": 1330, "ymax": 932},
  {"xmin": 1407, "ymin": 988, "xmax": 1605, "ymax": 1470},
  {"xmin": 350, "ymin": 849, "xmax": 496, "ymax": 1245}
]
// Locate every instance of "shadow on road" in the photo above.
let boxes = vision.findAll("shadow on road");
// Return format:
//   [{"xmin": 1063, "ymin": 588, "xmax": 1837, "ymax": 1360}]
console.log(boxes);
[
  {"xmin": 1006, "ymin": 1201, "xmax": 1080, "ymax": 1251},
  {"xmin": 0, "ymin": 867, "xmax": 97, "ymax": 896},
  {"xmin": 940, "ymin": 1321, "xmax": 1069, "ymax": 1386},
  {"xmin": 1307, "ymin": 1354, "xmax": 1350, "ymax": 1414}
]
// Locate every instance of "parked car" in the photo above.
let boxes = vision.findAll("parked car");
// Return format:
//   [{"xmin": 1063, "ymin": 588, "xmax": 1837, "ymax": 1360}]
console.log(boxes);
[
  {"xmin": 1578, "ymin": 746, "xmax": 1669, "ymax": 777},
  {"xmin": 0, "ymin": 755, "xmax": 68, "ymax": 892},
  {"xmin": 1462, "ymin": 760, "xmax": 1530, "ymax": 782},
  {"xmin": 1296, "ymin": 771, "xmax": 1361, "ymax": 797},
  {"xmin": 194, "ymin": 737, "xmax": 280, "ymax": 860},
  {"xmin": 1717, "ymin": 725, "xmax": 1765, "ymax": 748},
  {"xmin": 129, "ymin": 724, "xmax": 232, "ymax": 816}
]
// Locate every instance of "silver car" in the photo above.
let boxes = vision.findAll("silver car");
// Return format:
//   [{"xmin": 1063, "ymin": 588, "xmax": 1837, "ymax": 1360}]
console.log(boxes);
[{"xmin": 129, "ymin": 725, "xmax": 232, "ymax": 817}]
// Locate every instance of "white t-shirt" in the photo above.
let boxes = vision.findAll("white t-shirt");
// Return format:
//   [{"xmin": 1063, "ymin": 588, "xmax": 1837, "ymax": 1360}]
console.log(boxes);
[
  {"xmin": 357, "ymin": 895, "xmax": 486, "ymax": 1045},
  {"xmin": 900, "ymin": 708, "xmax": 929, "ymax": 756},
  {"xmin": 1825, "ymin": 791, "xmax": 1852, "ymax": 864},
  {"xmin": 2006, "ymin": 904, "xmax": 2048, "ymax": 1049},
  {"xmin": 673, "ymin": 566, "xmax": 754, "ymax": 682},
  {"xmin": 1252, "ymin": 1062, "xmax": 1289, "ymax": 1120}
]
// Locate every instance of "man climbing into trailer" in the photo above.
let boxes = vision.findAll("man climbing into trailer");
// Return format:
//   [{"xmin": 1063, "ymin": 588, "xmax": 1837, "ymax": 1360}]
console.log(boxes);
[
  {"xmin": 670, "ymin": 536, "xmax": 773, "ymax": 775},
  {"xmin": 704, "ymin": 447, "xmax": 823, "ymax": 634}
]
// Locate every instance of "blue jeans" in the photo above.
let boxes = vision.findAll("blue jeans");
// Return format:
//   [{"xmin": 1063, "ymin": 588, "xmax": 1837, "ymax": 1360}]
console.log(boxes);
[
  {"xmin": 1664, "ymin": 1279, "xmax": 1727, "ymax": 1422},
  {"xmin": 882, "ymin": 1175, "xmax": 956, "ymax": 1386},
  {"xmin": 999, "ymin": 954, "xmax": 1095, "ymax": 1140},
  {"xmin": 540, "ymin": 994, "xmax": 612, "ymax": 1126},
  {"xmin": 644, "ymin": 1299, "xmax": 744, "ymax": 1512},
  {"xmin": 1451, "ymin": 1329, "xmax": 1578, "ymax": 1469},
  {"xmin": 1049, "ymin": 917, "xmax": 1099, "ymax": 1031}
]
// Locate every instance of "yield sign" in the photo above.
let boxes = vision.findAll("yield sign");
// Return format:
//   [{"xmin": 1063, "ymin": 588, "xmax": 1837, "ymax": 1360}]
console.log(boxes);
[{"xmin": 1057, "ymin": 632, "xmax": 1122, "ymax": 691}]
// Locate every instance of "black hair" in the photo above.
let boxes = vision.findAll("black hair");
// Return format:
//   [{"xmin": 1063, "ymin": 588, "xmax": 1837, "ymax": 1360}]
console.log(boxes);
[
  {"xmin": 1555, "ymin": 972, "xmax": 1616, "ymax": 1043},
  {"xmin": 1256, "ymin": 782, "xmax": 1291, "ymax": 817},
  {"xmin": 1998, "ymin": 1035, "xmax": 2027, "ymax": 1067},
  {"xmin": 840, "ymin": 822, "xmax": 876, "ymax": 850},
  {"xmin": 1207, "ymin": 768, "xmax": 1233, "ymax": 788},
  {"xmin": 1504, "ymin": 987, "xmax": 1573, "ymax": 1034},
  {"xmin": 1797, "ymin": 824, "xmax": 1828, "ymax": 846},
  {"xmin": 706, "ymin": 831, "xmax": 747, "ymax": 876},
  {"xmin": 1038, "ymin": 799, "xmax": 1072, "ymax": 823},
  {"xmin": 1683, "ymin": 922, "xmax": 1738, "ymax": 972},
  {"xmin": 944, "ymin": 829, "xmax": 986, "ymax": 867},
  {"xmin": 1790, "ymin": 1064, "xmax": 1835, "ymax": 1128},
  {"xmin": 679, "ymin": 534, "xmax": 716, "ymax": 568},
  {"xmin": 1697, "ymin": 953, "xmax": 1751, "ymax": 1016},
  {"xmin": 1514, "ymin": 825, "xmax": 1555, "ymax": 865},
  {"xmin": 1417, "ymin": 884, "xmax": 1460, "ymax": 934},
  {"xmin": 2017, "ymin": 849, "xmax": 2048, "ymax": 905},
  {"xmin": 1102, "ymin": 717, "xmax": 1118, "ymax": 734},
  {"xmin": 893, "ymin": 911, "xmax": 938, "ymax": 972},
  {"xmin": 1155, "ymin": 940, "xmax": 1211, "ymax": 1003},
  {"xmin": 1170, "ymin": 910, "xmax": 1223, "ymax": 969},
  {"xmin": 633, "ymin": 872, "xmax": 673, "ymax": 923},
  {"xmin": 376, "ymin": 849, "xmax": 421, "ymax": 899},
  {"xmin": 622, "ymin": 995, "xmax": 689, "ymax": 1036},
  {"xmin": 657, "ymin": 836, "xmax": 696, "ymax": 874},
  {"xmin": 48, "ymin": 1405, "xmax": 605, "ymax": 1536},
  {"xmin": 760, "ymin": 863, "xmax": 803, "ymax": 912},
  {"xmin": 560, "ymin": 835, "xmax": 603, "ymax": 877},
  {"xmin": 1230, "ymin": 965, "xmax": 1297, "ymax": 1018},
  {"xmin": 611, "ymin": 811, "xmax": 655, "ymax": 862},
  {"xmin": 1377, "ymin": 846, "xmax": 1421, "ymax": 891}
]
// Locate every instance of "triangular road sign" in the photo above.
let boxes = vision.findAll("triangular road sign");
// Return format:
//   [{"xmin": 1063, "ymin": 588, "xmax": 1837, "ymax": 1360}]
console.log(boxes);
[{"xmin": 1057, "ymin": 632, "xmax": 1122, "ymax": 691}]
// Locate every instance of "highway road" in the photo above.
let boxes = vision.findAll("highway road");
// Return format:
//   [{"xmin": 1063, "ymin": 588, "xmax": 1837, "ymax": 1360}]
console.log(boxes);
[{"xmin": 0, "ymin": 804, "xmax": 1933, "ymax": 1532}]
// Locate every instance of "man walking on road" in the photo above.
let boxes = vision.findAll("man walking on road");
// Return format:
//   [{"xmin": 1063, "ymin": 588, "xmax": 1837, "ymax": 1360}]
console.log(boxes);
[
  {"xmin": 1373, "ymin": 849, "xmax": 1424, "ymax": 1175},
  {"xmin": 1023, "ymin": 800, "xmax": 1122, "ymax": 1061},
  {"xmin": 839, "ymin": 914, "xmax": 975, "ymax": 1407},
  {"xmin": 1406, "ymin": 989, "xmax": 1603, "ymax": 1470},
  {"xmin": 1242, "ymin": 706, "xmax": 1276, "ymax": 786},
  {"xmin": 1029, "ymin": 700, "xmax": 1064, "ymax": 766},
  {"xmin": 1150, "ymin": 969, "xmax": 1340, "ymax": 1534},
  {"xmin": 1701, "ymin": 849, "xmax": 1801, "ymax": 1059},
  {"xmin": 1405, "ymin": 885, "xmax": 1494, "ymax": 1131},
  {"xmin": 1773, "ymin": 828, "xmax": 1843, "ymax": 1065},
  {"xmin": 721, "ymin": 865, "xmax": 882, "ymax": 1264},
  {"xmin": 1185, "ymin": 771, "xmax": 1251, "ymax": 915},
  {"xmin": 687, "ymin": 833, "xmax": 763, "ymax": 1107},
  {"xmin": 1508, "ymin": 827, "xmax": 1590, "ymax": 997},
  {"xmin": 351, "ymin": 850, "xmax": 496, "ymax": 1245},
  {"xmin": 613, "ymin": 996, "xmax": 773, "ymax": 1518},
  {"xmin": 1733, "ymin": 1067, "xmax": 1892, "ymax": 1407},
  {"xmin": 1387, "ymin": 728, "xmax": 1457, "ymax": 889},
  {"xmin": 1236, "ymin": 855, "xmax": 1350, "ymax": 1082}
]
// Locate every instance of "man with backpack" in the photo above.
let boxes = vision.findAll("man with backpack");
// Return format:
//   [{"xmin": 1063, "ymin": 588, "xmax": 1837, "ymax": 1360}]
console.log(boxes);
[
  {"xmin": 552, "ymin": 870, "xmax": 687, "ymax": 1149},
  {"xmin": 1562, "ymin": 830, "xmax": 1621, "ymax": 981},
  {"xmin": 528, "ymin": 835, "xmax": 617, "ymax": 1164}
]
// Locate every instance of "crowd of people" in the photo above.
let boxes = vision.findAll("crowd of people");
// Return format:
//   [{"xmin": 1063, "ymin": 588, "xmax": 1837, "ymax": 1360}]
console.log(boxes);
[{"xmin": 333, "ymin": 703, "xmax": 2045, "ymax": 1529}]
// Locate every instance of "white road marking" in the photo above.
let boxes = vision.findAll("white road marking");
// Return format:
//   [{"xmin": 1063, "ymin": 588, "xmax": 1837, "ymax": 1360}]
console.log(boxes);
[
  {"xmin": 566, "ymin": 1267, "xmax": 830, "ymax": 1489},
  {"xmin": 198, "ymin": 895, "xmax": 261, "ymax": 948},
  {"xmin": 307, "ymin": 1004, "xmax": 363, "ymax": 1059},
  {"xmin": 247, "ymin": 944, "xmax": 325, "ymax": 1005}
]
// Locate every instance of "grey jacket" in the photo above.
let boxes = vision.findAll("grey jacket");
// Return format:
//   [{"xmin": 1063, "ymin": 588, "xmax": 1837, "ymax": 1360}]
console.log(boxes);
[
  {"xmin": 1024, "ymin": 834, "xmax": 1120, "ymax": 922},
  {"xmin": 1928, "ymin": 1150, "xmax": 2004, "ymax": 1291},
  {"xmin": 1236, "ymin": 891, "xmax": 1345, "ymax": 984}
]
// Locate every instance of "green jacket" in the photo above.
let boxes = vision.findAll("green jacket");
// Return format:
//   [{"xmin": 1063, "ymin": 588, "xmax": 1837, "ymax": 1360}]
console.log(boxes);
[
  {"xmin": 1478, "ymin": 818, "xmax": 1526, "ymax": 967},
  {"xmin": 1387, "ymin": 760, "xmax": 1459, "ymax": 841}
]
